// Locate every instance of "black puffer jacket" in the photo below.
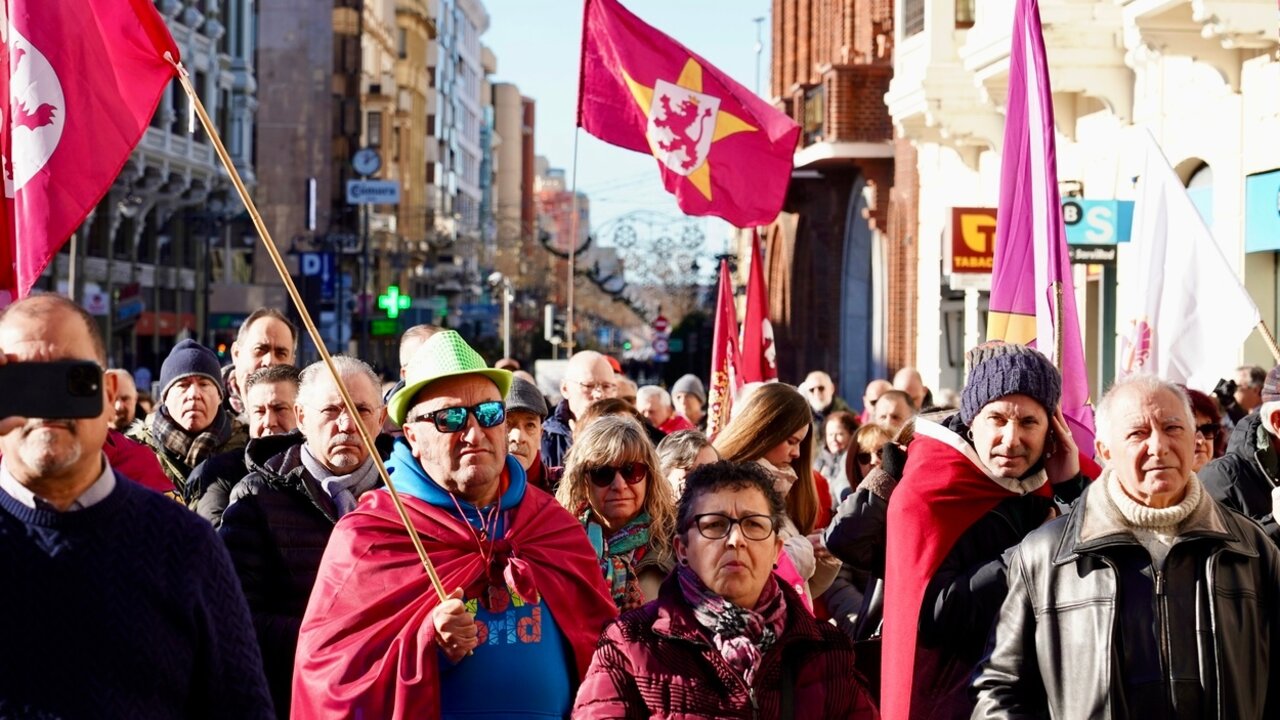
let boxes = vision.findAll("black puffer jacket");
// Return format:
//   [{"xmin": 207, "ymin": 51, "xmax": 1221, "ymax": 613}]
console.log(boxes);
[
  {"xmin": 188, "ymin": 447, "xmax": 249, "ymax": 528},
  {"xmin": 1199, "ymin": 412, "xmax": 1280, "ymax": 545},
  {"xmin": 218, "ymin": 431, "xmax": 386, "ymax": 719}
]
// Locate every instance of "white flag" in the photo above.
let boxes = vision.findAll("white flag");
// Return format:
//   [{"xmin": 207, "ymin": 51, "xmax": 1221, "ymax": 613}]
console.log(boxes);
[{"xmin": 1118, "ymin": 129, "xmax": 1260, "ymax": 391}]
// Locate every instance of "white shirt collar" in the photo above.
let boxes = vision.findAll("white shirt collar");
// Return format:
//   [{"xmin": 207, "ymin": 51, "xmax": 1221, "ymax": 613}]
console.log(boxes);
[{"xmin": 0, "ymin": 454, "xmax": 116, "ymax": 512}]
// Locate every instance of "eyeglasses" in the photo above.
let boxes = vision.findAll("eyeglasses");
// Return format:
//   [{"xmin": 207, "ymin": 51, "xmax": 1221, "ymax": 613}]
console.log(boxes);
[
  {"xmin": 1196, "ymin": 423, "xmax": 1220, "ymax": 438},
  {"xmin": 575, "ymin": 380, "xmax": 617, "ymax": 396},
  {"xmin": 689, "ymin": 513, "xmax": 776, "ymax": 541},
  {"xmin": 856, "ymin": 447, "xmax": 885, "ymax": 465},
  {"xmin": 407, "ymin": 401, "xmax": 506, "ymax": 433},
  {"xmin": 587, "ymin": 462, "xmax": 648, "ymax": 488}
]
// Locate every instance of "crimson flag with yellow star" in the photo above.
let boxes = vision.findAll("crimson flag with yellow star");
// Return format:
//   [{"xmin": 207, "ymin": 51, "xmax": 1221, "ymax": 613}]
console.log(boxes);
[{"xmin": 577, "ymin": 0, "xmax": 801, "ymax": 227}]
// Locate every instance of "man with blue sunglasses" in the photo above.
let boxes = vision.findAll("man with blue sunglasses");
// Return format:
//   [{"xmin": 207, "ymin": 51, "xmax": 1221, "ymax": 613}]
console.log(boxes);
[{"xmin": 293, "ymin": 330, "xmax": 617, "ymax": 720}]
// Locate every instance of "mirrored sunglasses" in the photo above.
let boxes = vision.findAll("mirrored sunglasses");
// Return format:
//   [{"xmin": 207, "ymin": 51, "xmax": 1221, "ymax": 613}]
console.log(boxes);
[{"xmin": 409, "ymin": 401, "xmax": 506, "ymax": 433}]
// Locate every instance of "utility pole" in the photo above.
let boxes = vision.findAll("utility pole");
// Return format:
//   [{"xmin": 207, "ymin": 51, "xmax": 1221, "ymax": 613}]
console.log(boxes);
[{"xmin": 754, "ymin": 16, "xmax": 766, "ymax": 96}]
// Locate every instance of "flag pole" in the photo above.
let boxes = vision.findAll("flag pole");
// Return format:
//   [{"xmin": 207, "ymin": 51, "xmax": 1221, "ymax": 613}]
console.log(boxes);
[
  {"xmin": 566, "ymin": 128, "xmax": 582, "ymax": 357},
  {"xmin": 1255, "ymin": 321, "xmax": 1280, "ymax": 364},
  {"xmin": 1053, "ymin": 280, "xmax": 1065, "ymax": 373},
  {"xmin": 167, "ymin": 55, "xmax": 448, "ymax": 603}
]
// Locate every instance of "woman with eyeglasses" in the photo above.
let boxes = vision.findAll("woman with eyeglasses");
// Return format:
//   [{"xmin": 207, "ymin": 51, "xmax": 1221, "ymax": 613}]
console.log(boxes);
[
  {"xmin": 714, "ymin": 382, "xmax": 841, "ymax": 607},
  {"xmin": 572, "ymin": 461, "xmax": 880, "ymax": 719},
  {"xmin": 556, "ymin": 415, "xmax": 677, "ymax": 611}
]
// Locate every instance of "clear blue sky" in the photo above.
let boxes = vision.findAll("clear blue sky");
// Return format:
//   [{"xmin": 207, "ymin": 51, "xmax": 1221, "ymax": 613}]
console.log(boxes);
[{"xmin": 484, "ymin": 0, "xmax": 772, "ymax": 266}]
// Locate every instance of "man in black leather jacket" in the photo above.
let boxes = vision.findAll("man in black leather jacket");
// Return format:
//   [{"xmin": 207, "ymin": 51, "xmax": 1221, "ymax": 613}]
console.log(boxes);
[{"xmin": 973, "ymin": 375, "xmax": 1280, "ymax": 719}]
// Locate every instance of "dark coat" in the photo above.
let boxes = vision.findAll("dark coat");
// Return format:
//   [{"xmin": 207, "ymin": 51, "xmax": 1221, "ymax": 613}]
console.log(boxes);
[
  {"xmin": 1199, "ymin": 412, "xmax": 1280, "ymax": 544},
  {"xmin": 542, "ymin": 399, "xmax": 575, "ymax": 468},
  {"xmin": 572, "ymin": 575, "xmax": 880, "ymax": 719},
  {"xmin": 218, "ymin": 431, "xmax": 385, "ymax": 718},
  {"xmin": 825, "ymin": 468, "xmax": 898, "ymax": 641},
  {"xmin": 972, "ymin": 482, "xmax": 1280, "ymax": 719},
  {"xmin": 188, "ymin": 446, "xmax": 249, "ymax": 528}
]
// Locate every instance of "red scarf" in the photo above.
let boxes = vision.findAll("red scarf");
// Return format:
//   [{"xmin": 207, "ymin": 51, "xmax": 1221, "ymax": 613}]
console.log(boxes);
[
  {"xmin": 291, "ymin": 484, "xmax": 617, "ymax": 720},
  {"xmin": 880, "ymin": 419, "xmax": 1053, "ymax": 720}
]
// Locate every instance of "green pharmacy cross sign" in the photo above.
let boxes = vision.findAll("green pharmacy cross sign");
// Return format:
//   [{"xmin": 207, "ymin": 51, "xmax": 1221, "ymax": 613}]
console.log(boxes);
[{"xmin": 378, "ymin": 285, "xmax": 411, "ymax": 319}]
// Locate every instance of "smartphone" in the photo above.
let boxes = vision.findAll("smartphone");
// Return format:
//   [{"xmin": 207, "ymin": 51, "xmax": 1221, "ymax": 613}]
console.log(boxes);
[{"xmin": 0, "ymin": 360, "xmax": 104, "ymax": 419}]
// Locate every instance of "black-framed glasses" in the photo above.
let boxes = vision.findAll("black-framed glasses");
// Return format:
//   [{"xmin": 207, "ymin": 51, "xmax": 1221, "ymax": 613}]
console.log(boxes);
[
  {"xmin": 587, "ymin": 462, "xmax": 648, "ymax": 488},
  {"xmin": 690, "ymin": 513, "xmax": 776, "ymax": 541},
  {"xmin": 1196, "ymin": 423, "xmax": 1220, "ymax": 438},
  {"xmin": 408, "ymin": 401, "xmax": 506, "ymax": 433}
]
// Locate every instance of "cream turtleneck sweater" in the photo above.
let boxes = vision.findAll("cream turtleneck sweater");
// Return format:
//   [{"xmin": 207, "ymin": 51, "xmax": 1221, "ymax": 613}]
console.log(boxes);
[{"xmin": 1104, "ymin": 471, "xmax": 1204, "ymax": 568}]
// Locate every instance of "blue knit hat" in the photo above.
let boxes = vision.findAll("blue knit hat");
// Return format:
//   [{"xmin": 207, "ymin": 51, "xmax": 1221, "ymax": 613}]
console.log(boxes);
[
  {"xmin": 159, "ymin": 339, "xmax": 225, "ymax": 401},
  {"xmin": 960, "ymin": 341, "xmax": 1060, "ymax": 425}
]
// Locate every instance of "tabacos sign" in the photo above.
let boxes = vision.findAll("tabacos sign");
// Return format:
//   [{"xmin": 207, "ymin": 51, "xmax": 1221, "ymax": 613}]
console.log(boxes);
[{"xmin": 950, "ymin": 207, "xmax": 997, "ymax": 274}]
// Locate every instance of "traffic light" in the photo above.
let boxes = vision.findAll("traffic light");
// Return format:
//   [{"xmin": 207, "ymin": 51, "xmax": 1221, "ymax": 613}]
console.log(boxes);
[{"xmin": 623, "ymin": 340, "xmax": 633, "ymax": 351}]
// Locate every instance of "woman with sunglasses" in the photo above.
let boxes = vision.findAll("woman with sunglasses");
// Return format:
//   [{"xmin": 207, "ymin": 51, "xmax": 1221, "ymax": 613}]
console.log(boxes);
[
  {"xmin": 557, "ymin": 415, "xmax": 678, "ymax": 611},
  {"xmin": 572, "ymin": 461, "xmax": 880, "ymax": 719},
  {"xmin": 714, "ymin": 383, "xmax": 841, "ymax": 606}
]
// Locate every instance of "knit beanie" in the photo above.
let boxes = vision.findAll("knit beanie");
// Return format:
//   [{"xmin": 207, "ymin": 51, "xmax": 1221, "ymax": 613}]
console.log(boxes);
[
  {"xmin": 506, "ymin": 376, "xmax": 549, "ymax": 419},
  {"xmin": 1262, "ymin": 365, "xmax": 1280, "ymax": 403},
  {"xmin": 672, "ymin": 374, "xmax": 707, "ymax": 405},
  {"xmin": 960, "ymin": 341, "xmax": 1061, "ymax": 425},
  {"xmin": 159, "ymin": 339, "xmax": 225, "ymax": 401}
]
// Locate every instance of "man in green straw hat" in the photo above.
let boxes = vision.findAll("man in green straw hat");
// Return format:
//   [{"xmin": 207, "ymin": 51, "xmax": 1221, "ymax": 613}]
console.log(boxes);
[{"xmin": 292, "ymin": 330, "xmax": 617, "ymax": 720}]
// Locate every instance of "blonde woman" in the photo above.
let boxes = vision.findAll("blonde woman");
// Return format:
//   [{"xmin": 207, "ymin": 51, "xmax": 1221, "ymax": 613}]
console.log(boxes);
[{"xmin": 558, "ymin": 415, "xmax": 677, "ymax": 611}]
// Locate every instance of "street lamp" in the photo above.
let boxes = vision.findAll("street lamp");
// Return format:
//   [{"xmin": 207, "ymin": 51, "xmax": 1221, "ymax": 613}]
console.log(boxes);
[{"xmin": 487, "ymin": 271, "xmax": 514, "ymax": 359}]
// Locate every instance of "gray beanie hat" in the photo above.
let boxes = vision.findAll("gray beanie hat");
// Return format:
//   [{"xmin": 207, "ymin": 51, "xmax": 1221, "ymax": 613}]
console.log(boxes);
[
  {"xmin": 159, "ymin": 339, "xmax": 225, "ymax": 401},
  {"xmin": 960, "ymin": 341, "xmax": 1060, "ymax": 425},
  {"xmin": 505, "ymin": 376, "xmax": 549, "ymax": 419},
  {"xmin": 671, "ymin": 374, "xmax": 706, "ymax": 405}
]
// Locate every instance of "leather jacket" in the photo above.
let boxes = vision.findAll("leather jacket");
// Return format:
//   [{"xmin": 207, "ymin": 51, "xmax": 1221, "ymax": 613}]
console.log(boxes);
[{"xmin": 972, "ymin": 479, "xmax": 1280, "ymax": 719}]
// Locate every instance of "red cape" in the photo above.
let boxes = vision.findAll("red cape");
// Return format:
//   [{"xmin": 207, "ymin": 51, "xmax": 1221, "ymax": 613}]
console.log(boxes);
[
  {"xmin": 291, "ymin": 484, "xmax": 617, "ymax": 720},
  {"xmin": 880, "ymin": 419, "xmax": 1054, "ymax": 720}
]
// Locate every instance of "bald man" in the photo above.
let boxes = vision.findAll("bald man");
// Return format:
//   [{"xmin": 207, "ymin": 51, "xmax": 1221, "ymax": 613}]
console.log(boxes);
[
  {"xmin": 893, "ymin": 366, "xmax": 932, "ymax": 411},
  {"xmin": 542, "ymin": 350, "xmax": 617, "ymax": 466},
  {"xmin": 106, "ymin": 369, "xmax": 139, "ymax": 432},
  {"xmin": 861, "ymin": 378, "xmax": 893, "ymax": 425}
]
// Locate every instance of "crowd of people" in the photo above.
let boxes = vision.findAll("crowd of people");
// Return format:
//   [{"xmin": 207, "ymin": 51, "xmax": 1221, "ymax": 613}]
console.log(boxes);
[{"xmin": 2, "ymin": 292, "xmax": 1279, "ymax": 719}]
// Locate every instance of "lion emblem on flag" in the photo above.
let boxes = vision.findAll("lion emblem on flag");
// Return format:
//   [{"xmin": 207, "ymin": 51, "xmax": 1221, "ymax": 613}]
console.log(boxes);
[{"xmin": 647, "ymin": 79, "xmax": 719, "ymax": 176}]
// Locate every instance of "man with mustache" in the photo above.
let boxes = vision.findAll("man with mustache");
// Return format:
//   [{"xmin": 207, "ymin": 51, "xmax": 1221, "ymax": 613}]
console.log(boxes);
[
  {"xmin": 0, "ymin": 294, "xmax": 272, "ymax": 717},
  {"xmin": 219, "ymin": 356, "xmax": 388, "ymax": 717},
  {"xmin": 880, "ymin": 341, "xmax": 1094, "ymax": 720}
]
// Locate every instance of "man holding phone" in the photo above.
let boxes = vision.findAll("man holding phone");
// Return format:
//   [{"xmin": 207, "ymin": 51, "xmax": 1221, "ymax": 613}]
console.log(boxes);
[{"xmin": 0, "ymin": 294, "xmax": 272, "ymax": 718}]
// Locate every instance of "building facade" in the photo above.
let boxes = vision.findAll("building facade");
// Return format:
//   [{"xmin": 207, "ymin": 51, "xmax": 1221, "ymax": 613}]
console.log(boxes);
[
  {"xmin": 767, "ymin": 0, "xmax": 903, "ymax": 405},
  {"xmin": 887, "ymin": 0, "xmax": 1279, "ymax": 398}
]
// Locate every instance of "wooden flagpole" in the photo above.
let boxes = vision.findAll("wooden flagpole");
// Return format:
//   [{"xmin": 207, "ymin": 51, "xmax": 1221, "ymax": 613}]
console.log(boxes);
[
  {"xmin": 1256, "ymin": 321, "xmax": 1280, "ymax": 365},
  {"xmin": 167, "ymin": 55, "xmax": 447, "ymax": 603},
  {"xmin": 1052, "ymin": 281, "xmax": 1064, "ymax": 373}
]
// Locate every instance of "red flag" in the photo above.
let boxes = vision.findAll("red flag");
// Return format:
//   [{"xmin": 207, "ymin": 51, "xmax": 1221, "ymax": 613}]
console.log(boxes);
[
  {"xmin": 0, "ymin": 0, "xmax": 179, "ymax": 302},
  {"xmin": 577, "ymin": 0, "xmax": 800, "ymax": 227},
  {"xmin": 706, "ymin": 259, "xmax": 742, "ymax": 438},
  {"xmin": 740, "ymin": 229, "xmax": 777, "ymax": 382}
]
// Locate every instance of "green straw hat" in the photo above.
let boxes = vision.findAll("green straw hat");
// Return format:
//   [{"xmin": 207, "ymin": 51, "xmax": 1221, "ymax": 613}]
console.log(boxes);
[{"xmin": 388, "ymin": 330, "xmax": 512, "ymax": 425}]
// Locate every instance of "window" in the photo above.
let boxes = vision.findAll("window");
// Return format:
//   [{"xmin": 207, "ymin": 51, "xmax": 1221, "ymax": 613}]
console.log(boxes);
[
  {"xmin": 903, "ymin": 0, "xmax": 924, "ymax": 36},
  {"xmin": 398, "ymin": 27, "xmax": 408, "ymax": 59},
  {"xmin": 368, "ymin": 111, "xmax": 382, "ymax": 147}
]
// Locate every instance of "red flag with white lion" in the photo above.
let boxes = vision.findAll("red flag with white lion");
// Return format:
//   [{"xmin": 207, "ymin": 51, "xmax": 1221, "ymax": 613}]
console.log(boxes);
[{"xmin": 0, "ymin": 0, "xmax": 179, "ymax": 303}]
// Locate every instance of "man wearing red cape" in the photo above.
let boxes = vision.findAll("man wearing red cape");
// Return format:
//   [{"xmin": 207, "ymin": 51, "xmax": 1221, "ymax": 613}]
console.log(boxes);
[
  {"xmin": 880, "ymin": 342, "xmax": 1099, "ymax": 720},
  {"xmin": 291, "ymin": 331, "xmax": 617, "ymax": 719}
]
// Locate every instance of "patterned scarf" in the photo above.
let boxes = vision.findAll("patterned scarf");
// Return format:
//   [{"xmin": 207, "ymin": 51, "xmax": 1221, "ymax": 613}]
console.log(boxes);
[
  {"xmin": 151, "ymin": 404, "xmax": 232, "ymax": 469},
  {"xmin": 582, "ymin": 507, "xmax": 653, "ymax": 612},
  {"xmin": 300, "ymin": 444, "xmax": 381, "ymax": 518},
  {"xmin": 677, "ymin": 563, "xmax": 788, "ymax": 686}
]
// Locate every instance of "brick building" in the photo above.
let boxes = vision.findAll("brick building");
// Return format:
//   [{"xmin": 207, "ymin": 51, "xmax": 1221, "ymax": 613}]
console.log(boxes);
[{"xmin": 765, "ymin": 0, "xmax": 914, "ymax": 408}]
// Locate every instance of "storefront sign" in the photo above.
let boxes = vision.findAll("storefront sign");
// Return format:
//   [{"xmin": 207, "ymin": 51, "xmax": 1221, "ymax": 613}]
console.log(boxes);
[
  {"xmin": 1062, "ymin": 199, "xmax": 1133, "ymax": 245},
  {"xmin": 1068, "ymin": 244, "xmax": 1117, "ymax": 264},
  {"xmin": 950, "ymin": 207, "xmax": 997, "ymax": 273}
]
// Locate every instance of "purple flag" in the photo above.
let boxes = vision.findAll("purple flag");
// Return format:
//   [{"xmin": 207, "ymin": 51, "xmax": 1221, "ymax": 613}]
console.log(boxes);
[{"xmin": 986, "ymin": 0, "xmax": 1094, "ymax": 446}]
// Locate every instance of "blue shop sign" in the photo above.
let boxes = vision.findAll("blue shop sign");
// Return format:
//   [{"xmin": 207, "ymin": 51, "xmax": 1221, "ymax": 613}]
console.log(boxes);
[
  {"xmin": 1062, "ymin": 199, "xmax": 1133, "ymax": 245},
  {"xmin": 1245, "ymin": 169, "xmax": 1280, "ymax": 253}
]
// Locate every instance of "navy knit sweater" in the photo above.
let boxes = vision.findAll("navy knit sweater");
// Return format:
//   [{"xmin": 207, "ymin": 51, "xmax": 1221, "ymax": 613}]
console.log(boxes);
[{"xmin": 0, "ymin": 473, "xmax": 275, "ymax": 719}]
